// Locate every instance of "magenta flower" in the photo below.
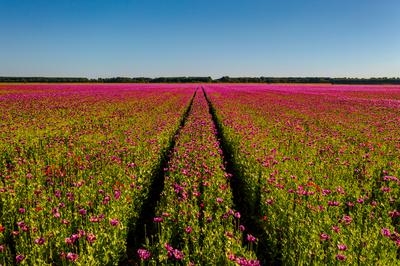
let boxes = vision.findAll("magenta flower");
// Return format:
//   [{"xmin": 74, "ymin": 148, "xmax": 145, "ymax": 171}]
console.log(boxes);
[
  {"xmin": 342, "ymin": 215, "xmax": 352, "ymax": 225},
  {"xmin": 337, "ymin": 244, "xmax": 347, "ymax": 250},
  {"xmin": 110, "ymin": 219, "xmax": 119, "ymax": 226},
  {"xmin": 173, "ymin": 249, "xmax": 184, "ymax": 260},
  {"xmin": 247, "ymin": 234, "xmax": 257, "ymax": 242},
  {"xmin": 66, "ymin": 252, "xmax": 79, "ymax": 262},
  {"xmin": 319, "ymin": 233, "xmax": 331, "ymax": 241},
  {"xmin": 332, "ymin": 225, "xmax": 341, "ymax": 233},
  {"xmin": 16, "ymin": 254, "xmax": 25, "ymax": 264},
  {"xmin": 34, "ymin": 237, "xmax": 45, "ymax": 245},
  {"xmin": 185, "ymin": 226, "xmax": 193, "ymax": 234},
  {"xmin": 381, "ymin": 228, "xmax": 391, "ymax": 237},
  {"xmin": 137, "ymin": 248, "xmax": 151, "ymax": 260},
  {"xmin": 216, "ymin": 197, "xmax": 224, "ymax": 203},
  {"xmin": 153, "ymin": 217, "xmax": 163, "ymax": 223},
  {"xmin": 86, "ymin": 233, "xmax": 96, "ymax": 244},
  {"xmin": 78, "ymin": 209, "xmax": 87, "ymax": 216},
  {"xmin": 336, "ymin": 254, "xmax": 346, "ymax": 261},
  {"xmin": 114, "ymin": 190, "xmax": 121, "ymax": 200}
]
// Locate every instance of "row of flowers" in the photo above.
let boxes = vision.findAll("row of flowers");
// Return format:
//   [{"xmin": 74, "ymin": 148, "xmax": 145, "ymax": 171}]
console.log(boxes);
[{"xmin": 137, "ymin": 90, "xmax": 259, "ymax": 265}]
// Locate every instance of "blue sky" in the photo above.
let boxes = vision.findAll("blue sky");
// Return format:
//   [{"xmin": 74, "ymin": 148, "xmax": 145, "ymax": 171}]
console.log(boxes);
[{"xmin": 0, "ymin": 0, "xmax": 399, "ymax": 78}]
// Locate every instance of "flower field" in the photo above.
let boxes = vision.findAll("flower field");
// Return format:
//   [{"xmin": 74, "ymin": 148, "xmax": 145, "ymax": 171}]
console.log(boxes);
[
  {"xmin": 206, "ymin": 84, "xmax": 400, "ymax": 265},
  {"xmin": 0, "ymin": 83, "xmax": 399, "ymax": 265}
]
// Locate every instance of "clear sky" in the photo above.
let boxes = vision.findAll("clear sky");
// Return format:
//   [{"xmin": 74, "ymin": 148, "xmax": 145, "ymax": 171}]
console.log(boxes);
[{"xmin": 0, "ymin": 0, "xmax": 399, "ymax": 78}]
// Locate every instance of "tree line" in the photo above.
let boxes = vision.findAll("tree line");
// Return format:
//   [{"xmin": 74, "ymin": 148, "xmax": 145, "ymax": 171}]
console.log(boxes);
[{"xmin": 1, "ymin": 76, "xmax": 399, "ymax": 84}]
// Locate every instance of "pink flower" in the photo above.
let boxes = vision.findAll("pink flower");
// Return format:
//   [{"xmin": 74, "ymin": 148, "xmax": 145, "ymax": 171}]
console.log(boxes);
[
  {"xmin": 328, "ymin": 201, "xmax": 340, "ymax": 206},
  {"xmin": 320, "ymin": 233, "xmax": 330, "ymax": 241},
  {"xmin": 137, "ymin": 248, "xmax": 151, "ymax": 260},
  {"xmin": 341, "ymin": 215, "xmax": 352, "ymax": 225},
  {"xmin": 86, "ymin": 233, "xmax": 96, "ymax": 244},
  {"xmin": 110, "ymin": 219, "xmax": 119, "ymax": 226},
  {"xmin": 16, "ymin": 254, "xmax": 25, "ymax": 264},
  {"xmin": 173, "ymin": 249, "xmax": 184, "ymax": 260},
  {"xmin": 247, "ymin": 234, "xmax": 257, "ymax": 242},
  {"xmin": 336, "ymin": 254, "xmax": 346, "ymax": 261},
  {"xmin": 381, "ymin": 228, "xmax": 391, "ymax": 237},
  {"xmin": 337, "ymin": 244, "xmax": 347, "ymax": 250},
  {"xmin": 114, "ymin": 190, "xmax": 121, "ymax": 200},
  {"xmin": 153, "ymin": 217, "xmax": 163, "ymax": 223},
  {"xmin": 66, "ymin": 252, "xmax": 79, "ymax": 262},
  {"xmin": 185, "ymin": 226, "xmax": 192, "ymax": 234},
  {"xmin": 34, "ymin": 237, "xmax": 45, "ymax": 245}
]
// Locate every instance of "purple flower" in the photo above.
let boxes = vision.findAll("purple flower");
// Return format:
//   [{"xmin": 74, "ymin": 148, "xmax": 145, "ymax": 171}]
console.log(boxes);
[
  {"xmin": 16, "ymin": 221, "xmax": 25, "ymax": 228},
  {"xmin": 66, "ymin": 252, "xmax": 79, "ymax": 262},
  {"xmin": 110, "ymin": 219, "xmax": 119, "ymax": 226},
  {"xmin": 153, "ymin": 217, "xmax": 163, "ymax": 223},
  {"xmin": 328, "ymin": 201, "xmax": 340, "ymax": 206},
  {"xmin": 320, "ymin": 233, "xmax": 331, "ymax": 241},
  {"xmin": 164, "ymin": 243, "xmax": 173, "ymax": 253},
  {"xmin": 173, "ymin": 249, "xmax": 184, "ymax": 260},
  {"xmin": 336, "ymin": 254, "xmax": 346, "ymax": 261},
  {"xmin": 78, "ymin": 209, "xmax": 87, "ymax": 216},
  {"xmin": 86, "ymin": 233, "xmax": 96, "ymax": 244},
  {"xmin": 16, "ymin": 254, "xmax": 25, "ymax": 264},
  {"xmin": 34, "ymin": 237, "xmax": 45, "ymax": 245},
  {"xmin": 71, "ymin": 234, "xmax": 80, "ymax": 242},
  {"xmin": 185, "ymin": 226, "xmax": 192, "ymax": 234},
  {"xmin": 247, "ymin": 234, "xmax": 257, "ymax": 242},
  {"xmin": 332, "ymin": 225, "xmax": 341, "ymax": 233},
  {"xmin": 381, "ymin": 228, "xmax": 391, "ymax": 237},
  {"xmin": 114, "ymin": 190, "xmax": 121, "ymax": 200},
  {"xmin": 137, "ymin": 248, "xmax": 151, "ymax": 260},
  {"xmin": 342, "ymin": 215, "xmax": 352, "ymax": 225}
]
